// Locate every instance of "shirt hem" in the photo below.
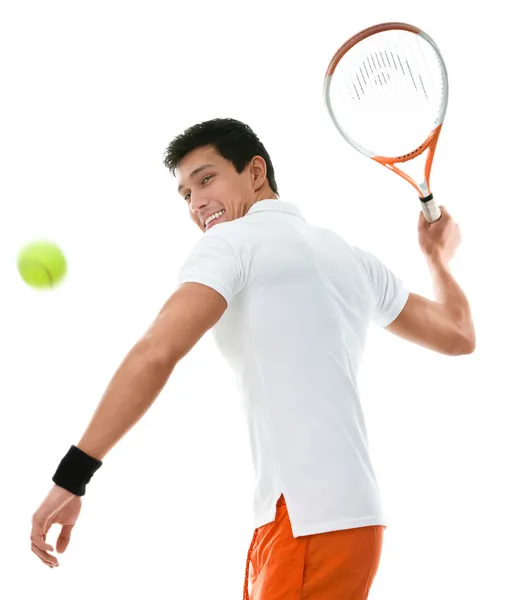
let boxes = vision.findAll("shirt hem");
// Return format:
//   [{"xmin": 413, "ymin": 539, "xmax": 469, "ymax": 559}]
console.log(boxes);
[{"xmin": 254, "ymin": 511, "xmax": 388, "ymax": 538}]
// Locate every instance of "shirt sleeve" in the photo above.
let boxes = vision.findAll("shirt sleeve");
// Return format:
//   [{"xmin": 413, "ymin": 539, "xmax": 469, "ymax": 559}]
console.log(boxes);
[
  {"xmin": 352, "ymin": 246, "xmax": 410, "ymax": 327},
  {"xmin": 177, "ymin": 231, "xmax": 248, "ymax": 306}
]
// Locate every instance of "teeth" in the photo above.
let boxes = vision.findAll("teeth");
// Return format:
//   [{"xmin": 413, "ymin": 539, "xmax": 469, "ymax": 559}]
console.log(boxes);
[{"xmin": 205, "ymin": 210, "xmax": 225, "ymax": 226}]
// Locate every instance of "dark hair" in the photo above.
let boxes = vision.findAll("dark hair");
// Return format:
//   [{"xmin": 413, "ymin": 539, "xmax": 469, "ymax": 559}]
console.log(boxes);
[{"xmin": 163, "ymin": 118, "xmax": 279, "ymax": 195}]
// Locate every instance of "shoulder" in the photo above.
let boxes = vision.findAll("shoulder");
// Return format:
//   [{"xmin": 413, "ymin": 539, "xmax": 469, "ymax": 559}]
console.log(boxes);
[{"xmin": 200, "ymin": 220, "xmax": 248, "ymax": 252}]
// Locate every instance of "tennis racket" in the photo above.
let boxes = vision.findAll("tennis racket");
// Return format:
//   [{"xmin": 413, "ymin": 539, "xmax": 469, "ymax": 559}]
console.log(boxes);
[{"xmin": 323, "ymin": 22, "xmax": 449, "ymax": 223}]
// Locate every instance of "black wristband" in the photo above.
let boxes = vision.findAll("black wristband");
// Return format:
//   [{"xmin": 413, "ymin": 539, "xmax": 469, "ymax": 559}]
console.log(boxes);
[{"xmin": 52, "ymin": 445, "xmax": 103, "ymax": 496}]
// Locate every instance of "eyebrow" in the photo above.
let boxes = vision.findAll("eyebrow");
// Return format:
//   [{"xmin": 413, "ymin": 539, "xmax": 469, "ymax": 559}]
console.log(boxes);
[{"xmin": 177, "ymin": 163, "xmax": 216, "ymax": 194}]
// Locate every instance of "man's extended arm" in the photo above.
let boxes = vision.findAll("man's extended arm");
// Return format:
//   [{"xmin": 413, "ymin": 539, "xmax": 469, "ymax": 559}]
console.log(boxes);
[{"xmin": 30, "ymin": 282, "xmax": 227, "ymax": 567}]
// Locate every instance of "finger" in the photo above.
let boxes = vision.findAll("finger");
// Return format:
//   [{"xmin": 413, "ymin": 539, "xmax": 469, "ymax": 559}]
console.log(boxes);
[
  {"xmin": 56, "ymin": 524, "xmax": 74, "ymax": 553},
  {"xmin": 31, "ymin": 516, "xmax": 54, "ymax": 552},
  {"xmin": 31, "ymin": 538, "xmax": 56, "ymax": 562},
  {"xmin": 31, "ymin": 542, "xmax": 59, "ymax": 567},
  {"xmin": 31, "ymin": 531, "xmax": 54, "ymax": 552},
  {"xmin": 32, "ymin": 546, "xmax": 53, "ymax": 568},
  {"xmin": 32, "ymin": 544, "xmax": 57, "ymax": 567}
]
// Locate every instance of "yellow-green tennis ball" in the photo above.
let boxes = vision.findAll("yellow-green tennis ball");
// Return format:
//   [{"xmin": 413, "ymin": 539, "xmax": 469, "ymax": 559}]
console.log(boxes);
[{"xmin": 17, "ymin": 240, "xmax": 67, "ymax": 289}]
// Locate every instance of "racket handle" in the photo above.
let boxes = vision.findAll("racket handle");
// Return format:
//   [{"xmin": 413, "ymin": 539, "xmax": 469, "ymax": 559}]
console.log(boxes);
[{"xmin": 420, "ymin": 194, "xmax": 441, "ymax": 223}]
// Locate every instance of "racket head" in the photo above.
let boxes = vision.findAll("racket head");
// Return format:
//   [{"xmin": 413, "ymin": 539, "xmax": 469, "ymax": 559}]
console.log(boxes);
[{"xmin": 323, "ymin": 22, "xmax": 448, "ymax": 215}]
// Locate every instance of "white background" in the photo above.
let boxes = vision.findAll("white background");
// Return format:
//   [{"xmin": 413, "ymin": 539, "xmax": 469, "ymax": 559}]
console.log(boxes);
[{"xmin": 1, "ymin": 1, "xmax": 515, "ymax": 598}]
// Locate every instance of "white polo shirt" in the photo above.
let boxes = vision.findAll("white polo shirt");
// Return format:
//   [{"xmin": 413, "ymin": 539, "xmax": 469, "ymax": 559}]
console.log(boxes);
[{"xmin": 177, "ymin": 199, "xmax": 409, "ymax": 537}]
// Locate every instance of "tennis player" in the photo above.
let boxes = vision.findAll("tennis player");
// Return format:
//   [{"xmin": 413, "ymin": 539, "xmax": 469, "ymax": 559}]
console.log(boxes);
[{"xmin": 30, "ymin": 118, "xmax": 475, "ymax": 600}]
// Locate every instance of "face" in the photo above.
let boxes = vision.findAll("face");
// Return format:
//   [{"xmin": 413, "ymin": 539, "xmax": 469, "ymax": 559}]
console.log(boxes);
[{"xmin": 176, "ymin": 145, "xmax": 273, "ymax": 233}]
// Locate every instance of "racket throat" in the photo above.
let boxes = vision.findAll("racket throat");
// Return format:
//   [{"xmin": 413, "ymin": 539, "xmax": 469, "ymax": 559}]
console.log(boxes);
[{"xmin": 419, "ymin": 180, "xmax": 430, "ymax": 198}]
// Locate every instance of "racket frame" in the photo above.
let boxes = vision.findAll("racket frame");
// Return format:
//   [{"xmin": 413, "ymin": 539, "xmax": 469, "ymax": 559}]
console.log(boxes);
[{"xmin": 323, "ymin": 22, "xmax": 449, "ymax": 222}]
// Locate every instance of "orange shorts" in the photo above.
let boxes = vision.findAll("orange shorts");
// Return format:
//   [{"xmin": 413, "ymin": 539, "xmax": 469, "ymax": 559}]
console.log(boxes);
[{"xmin": 243, "ymin": 495, "xmax": 384, "ymax": 600}]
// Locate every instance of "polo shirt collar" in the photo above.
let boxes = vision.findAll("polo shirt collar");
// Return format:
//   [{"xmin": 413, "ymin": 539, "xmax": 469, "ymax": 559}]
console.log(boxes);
[{"xmin": 246, "ymin": 199, "xmax": 305, "ymax": 221}]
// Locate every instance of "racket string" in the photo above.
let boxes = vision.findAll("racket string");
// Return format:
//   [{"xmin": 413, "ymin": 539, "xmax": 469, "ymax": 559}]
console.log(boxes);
[{"xmin": 328, "ymin": 29, "xmax": 447, "ymax": 157}]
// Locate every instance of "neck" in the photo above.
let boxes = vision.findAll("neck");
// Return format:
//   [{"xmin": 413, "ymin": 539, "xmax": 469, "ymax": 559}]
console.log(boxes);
[
  {"xmin": 244, "ymin": 189, "xmax": 278, "ymax": 216},
  {"xmin": 255, "ymin": 189, "xmax": 279, "ymax": 202}
]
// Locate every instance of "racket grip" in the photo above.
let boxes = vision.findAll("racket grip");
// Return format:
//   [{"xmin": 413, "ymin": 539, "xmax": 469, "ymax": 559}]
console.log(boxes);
[{"xmin": 420, "ymin": 194, "xmax": 441, "ymax": 223}]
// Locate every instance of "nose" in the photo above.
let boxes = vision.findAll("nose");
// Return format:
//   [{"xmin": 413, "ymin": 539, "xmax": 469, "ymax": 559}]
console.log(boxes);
[
  {"xmin": 190, "ymin": 196, "xmax": 209, "ymax": 227},
  {"xmin": 190, "ymin": 193, "xmax": 209, "ymax": 215}
]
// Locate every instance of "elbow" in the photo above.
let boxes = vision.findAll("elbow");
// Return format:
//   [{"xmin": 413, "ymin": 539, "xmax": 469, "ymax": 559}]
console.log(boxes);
[
  {"xmin": 461, "ymin": 339, "xmax": 476, "ymax": 355},
  {"xmin": 454, "ymin": 332, "xmax": 476, "ymax": 356},
  {"xmin": 137, "ymin": 338, "xmax": 179, "ymax": 371},
  {"xmin": 147, "ymin": 347, "xmax": 180, "ymax": 371}
]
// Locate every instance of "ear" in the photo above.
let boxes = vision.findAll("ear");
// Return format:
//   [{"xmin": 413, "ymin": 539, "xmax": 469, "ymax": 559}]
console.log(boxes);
[{"xmin": 249, "ymin": 155, "xmax": 268, "ymax": 190}]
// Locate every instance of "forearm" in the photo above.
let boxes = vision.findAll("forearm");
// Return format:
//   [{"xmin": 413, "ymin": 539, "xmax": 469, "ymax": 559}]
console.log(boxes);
[
  {"xmin": 76, "ymin": 341, "xmax": 175, "ymax": 461},
  {"xmin": 426, "ymin": 254, "xmax": 475, "ymax": 340}
]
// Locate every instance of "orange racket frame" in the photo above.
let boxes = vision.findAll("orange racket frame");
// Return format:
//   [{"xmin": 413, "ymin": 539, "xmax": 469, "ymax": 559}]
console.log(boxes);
[{"xmin": 324, "ymin": 22, "xmax": 448, "ymax": 223}]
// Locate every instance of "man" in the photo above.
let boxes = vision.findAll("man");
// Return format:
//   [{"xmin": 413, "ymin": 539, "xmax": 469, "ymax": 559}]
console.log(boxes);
[{"xmin": 30, "ymin": 118, "xmax": 475, "ymax": 599}]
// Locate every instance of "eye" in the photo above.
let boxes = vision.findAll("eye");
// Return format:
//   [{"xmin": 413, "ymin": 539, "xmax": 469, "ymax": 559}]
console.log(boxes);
[{"xmin": 184, "ymin": 175, "xmax": 213, "ymax": 202}]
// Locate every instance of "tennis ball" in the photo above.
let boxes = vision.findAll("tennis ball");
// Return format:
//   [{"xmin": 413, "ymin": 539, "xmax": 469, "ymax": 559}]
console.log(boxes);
[{"xmin": 17, "ymin": 240, "xmax": 67, "ymax": 289}]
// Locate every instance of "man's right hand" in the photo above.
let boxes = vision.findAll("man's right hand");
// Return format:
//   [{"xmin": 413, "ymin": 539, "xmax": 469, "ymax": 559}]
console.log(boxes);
[{"xmin": 418, "ymin": 205, "xmax": 462, "ymax": 264}]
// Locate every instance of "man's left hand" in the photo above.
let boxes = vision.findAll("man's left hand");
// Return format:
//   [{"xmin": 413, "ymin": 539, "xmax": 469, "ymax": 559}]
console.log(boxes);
[{"xmin": 31, "ymin": 485, "xmax": 81, "ymax": 568}]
